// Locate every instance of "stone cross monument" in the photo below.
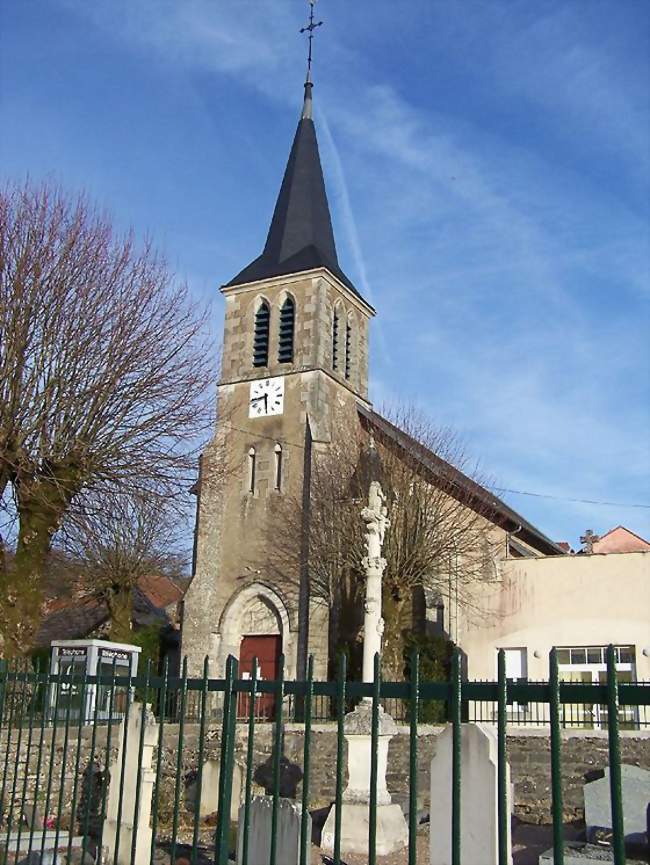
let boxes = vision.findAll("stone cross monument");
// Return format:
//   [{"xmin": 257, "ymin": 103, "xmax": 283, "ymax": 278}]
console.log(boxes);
[
  {"xmin": 322, "ymin": 477, "xmax": 408, "ymax": 856},
  {"xmin": 361, "ymin": 480, "xmax": 389, "ymax": 686}
]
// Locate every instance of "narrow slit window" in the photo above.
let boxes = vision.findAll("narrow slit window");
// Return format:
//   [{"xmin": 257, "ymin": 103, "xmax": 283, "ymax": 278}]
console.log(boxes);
[
  {"xmin": 248, "ymin": 447, "xmax": 256, "ymax": 493},
  {"xmin": 274, "ymin": 443, "xmax": 283, "ymax": 491},
  {"xmin": 253, "ymin": 301, "xmax": 270, "ymax": 367},
  {"xmin": 278, "ymin": 297, "xmax": 295, "ymax": 363},
  {"xmin": 332, "ymin": 309, "xmax": 339, "ymax": 370},
  {"xmin": 345, "ymin": 320, "xmax": 352, "ymax": 380}
]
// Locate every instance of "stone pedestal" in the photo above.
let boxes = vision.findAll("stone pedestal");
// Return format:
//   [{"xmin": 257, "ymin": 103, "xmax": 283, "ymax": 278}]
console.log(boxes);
[{"xmin": 321, "ymin": 701, "xmax": 408, "ymax": 856}]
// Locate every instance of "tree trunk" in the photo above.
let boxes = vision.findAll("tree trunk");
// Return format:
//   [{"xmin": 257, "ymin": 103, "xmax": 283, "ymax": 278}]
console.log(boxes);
[
  {"xmin": 1, "ymin": 505, "xmax": 56, "ymax": 657},
  {"xmin": 0, "ymin": 474, "xmax": 75, "ymax": 658},
  {"xmin": 107, "ymin": 585, "xmax": 134, "ymax": 644},
  {"xmin": 381, "ymin": 591, "xmax": 408, "ymax": 681}
]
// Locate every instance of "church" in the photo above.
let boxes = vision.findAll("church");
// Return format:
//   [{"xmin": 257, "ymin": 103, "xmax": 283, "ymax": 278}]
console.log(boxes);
[{"xmin": 181, "ymin": 73, "xmax": 563, "ymax": 682}]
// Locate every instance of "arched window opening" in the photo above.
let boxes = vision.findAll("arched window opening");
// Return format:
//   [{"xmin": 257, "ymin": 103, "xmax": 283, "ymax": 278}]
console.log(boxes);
[
  {"xmin": 253, "ymin": 301, "xmax": 270, "ymax": 367},
  {"xmin": 278, "ymin": 297, "xmax": 295, "ymax": 363},
  {"xmin": 274, "ymin": 443, "xmax": 283, "ymax": 491},
  {"xmin": 332, "ymin": 308, "xmax": 339, "ymax": 370},
  {"xmin": 248, "ymin": 447, "xmax": 256, "ymax": 493},
  {"xmin": 345, "ymin": 319, "xmax": 352, "ymax": 380}
]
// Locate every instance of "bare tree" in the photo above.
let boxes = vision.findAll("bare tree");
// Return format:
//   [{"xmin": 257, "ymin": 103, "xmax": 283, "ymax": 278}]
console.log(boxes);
[
  {"xmin": 60, "ymin": 493, "xmax": 186, "ymax": 643},
  {"xmin": 270, "ymin": 406, "xmax": 500, "ymax": 680},
  {"xmin": 0, "ymin": 181, "xmax": 215, "ymax": 655}
]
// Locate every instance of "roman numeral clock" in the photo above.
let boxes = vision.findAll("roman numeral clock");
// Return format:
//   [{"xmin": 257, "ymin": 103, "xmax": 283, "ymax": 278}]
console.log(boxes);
[{"xmin": 249, "ymin": 376, "xmax": 284, "ymax": 418}]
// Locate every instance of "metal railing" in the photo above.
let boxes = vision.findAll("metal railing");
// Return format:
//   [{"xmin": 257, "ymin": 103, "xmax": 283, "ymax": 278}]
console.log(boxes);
[{"xmin": 1, "ymin": 646, "xmax": 649, "ymax": 865}]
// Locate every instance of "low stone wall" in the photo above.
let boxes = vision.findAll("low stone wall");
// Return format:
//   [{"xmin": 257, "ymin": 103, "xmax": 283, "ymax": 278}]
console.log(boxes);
[
  {"xmin": 2, "ymin": 722, "xmax": 649, "ymax": 829},
  {"xmin": 506, "ymin": 727, "xmax": 650, "ymax": 824}
]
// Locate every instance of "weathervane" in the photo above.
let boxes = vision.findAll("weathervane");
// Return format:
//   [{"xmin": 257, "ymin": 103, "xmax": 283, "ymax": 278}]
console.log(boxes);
[{"xmin": 300, "ymin": 0, "xmax": 323, "ymax": 84}]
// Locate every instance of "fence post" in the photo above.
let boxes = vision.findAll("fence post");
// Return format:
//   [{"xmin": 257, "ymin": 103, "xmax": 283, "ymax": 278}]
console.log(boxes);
[
  {"xmin": 497, "ymin": 650, "xmax": 509, "ymax": 865},
  {"xmin": 549, "ymin": 648, "xmax": 565, "ymax": 865},
  {"xmin": 333, "ymin": 651, "xmax": 347, "ymax": 865},
  {"xmin": 408, "ymin": 650, "xmax": 419, "ymax": 865},
  {"xmin": 269, "ymin": 653, "xmax": 286, "ymax": 865},
  {"xmin": 605, "ymin": 645, "xmax": 625, "ymax": 865},
  {"xmin": 170, "ymin": 656, "xmax": 188, "ymax": 865},
  {"xmin": 241, "ymin": 655, "xmax": 258, "ymax": 865},
  {"xmin": 214, "ymin": 654, "xmax": 238, "ymax": 865},
  {"xmin": 299, "ymin": 655, "xmax": 314, "ymax": 865},
  {"xmin": 450, "ymin": 647, "xmax": 462, "ymax": 865},
  {"xmin": 130, "ymin": 659, "xmax": 153, "ymax": 865},
  {"xmin": 149, "ymin": 656, "xmax": 169, "ymax": 864},
  {"xmin": 368, "ymin": 652, "xmax": 381, "ymax": 865}
]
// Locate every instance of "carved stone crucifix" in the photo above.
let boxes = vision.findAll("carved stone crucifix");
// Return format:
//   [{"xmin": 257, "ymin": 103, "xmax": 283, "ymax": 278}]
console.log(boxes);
[{"xmin": 361, "ymin": 480, "xmax": 390, "ymax": 685}]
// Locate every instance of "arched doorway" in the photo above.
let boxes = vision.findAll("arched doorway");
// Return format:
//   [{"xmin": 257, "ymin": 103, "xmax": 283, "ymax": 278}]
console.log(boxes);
[
  {"xmin": 239, "ymin": 594, "xmax": 282, "ymax": 719},
  {"xmin": 217, "ymin": 583, "xmax": 296, "ymax": 716}
]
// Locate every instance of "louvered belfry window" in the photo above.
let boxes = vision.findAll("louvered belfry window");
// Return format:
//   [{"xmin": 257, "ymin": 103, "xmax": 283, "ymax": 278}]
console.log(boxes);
[
  {"xmin": 253, "ymin": 301, "xmax": 270, "ymax": 367},
  {"xmin": 332, "ymin": 309, "xmax": 339, "ymax": 370},
  {"xmin": 345, "ymin": 319, "xmax": 352, "ymax": 380},
  {"xmin": 278, "ymin": 296, "xmax": 295, "ymax": 363}
]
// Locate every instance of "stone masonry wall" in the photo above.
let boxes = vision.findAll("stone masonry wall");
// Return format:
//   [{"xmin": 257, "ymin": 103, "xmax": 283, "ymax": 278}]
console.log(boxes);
[{"xmin": 2, "ymin": 723, "xmax": 648, "ymax": 831}]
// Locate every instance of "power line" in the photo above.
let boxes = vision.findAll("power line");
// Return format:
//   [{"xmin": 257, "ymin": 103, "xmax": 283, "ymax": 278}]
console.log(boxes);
[{"xmin": 493, "ymin": 487, "xmax": 650, "ymax": 510}]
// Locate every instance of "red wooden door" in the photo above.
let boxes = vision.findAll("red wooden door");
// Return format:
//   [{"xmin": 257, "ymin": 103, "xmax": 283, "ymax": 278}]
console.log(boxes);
[{"xmin": 238, "ymin": 635, "xmax": 281, "ymax": 720}]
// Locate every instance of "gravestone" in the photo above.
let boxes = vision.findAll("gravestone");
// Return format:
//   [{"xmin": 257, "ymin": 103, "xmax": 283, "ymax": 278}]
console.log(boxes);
[
  {"xmin": 187, "ymin": 758, "xmax": 243, "ymax": 822},
  {"xmin": 585, "ymin": 764, "xmax": 650, "ymax": 850},
  {"xmin": 21, "ymin": 804, "xmax": 45, "ymax": 831},
  {"xmin": 539, "ymin": 841, "xmax": 647, "ymax": 864},
  {"xmin": 430, "ymin": 723, "xmax": 512, "ymax": 865},
  {"xmin": 236, "ymin": 796, "xmax": 309, "ymax": 865},
  {"xmin": 103, "ymin": 703, "xmax": 158, "ymax": 865}
]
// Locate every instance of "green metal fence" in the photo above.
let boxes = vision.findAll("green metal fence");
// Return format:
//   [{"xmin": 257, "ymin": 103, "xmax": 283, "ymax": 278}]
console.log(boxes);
[{"xmin": 1, "ymin": 645, "xmax": 649, "ymax": 865}]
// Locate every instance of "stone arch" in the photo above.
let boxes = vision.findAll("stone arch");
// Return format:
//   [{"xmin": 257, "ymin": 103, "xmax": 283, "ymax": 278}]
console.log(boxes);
[{"xmin": 216, "ymin": 582, "xmax": 297, "ymax": 677}]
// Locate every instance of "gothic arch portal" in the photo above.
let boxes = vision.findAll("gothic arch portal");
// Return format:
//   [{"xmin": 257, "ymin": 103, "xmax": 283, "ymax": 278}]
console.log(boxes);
[{"xmin": 214, "ymin": 582, "xmax": 297, "ymax": 678}]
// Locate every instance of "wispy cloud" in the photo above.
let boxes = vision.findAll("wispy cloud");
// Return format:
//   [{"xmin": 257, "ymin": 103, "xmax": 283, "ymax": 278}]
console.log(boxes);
[{"xmin": 48, "ymin": 0, "xmax": 650, "ymax": 544}]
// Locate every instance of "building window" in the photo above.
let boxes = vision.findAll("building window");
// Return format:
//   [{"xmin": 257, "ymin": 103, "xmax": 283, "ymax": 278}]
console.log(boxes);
[
  {"xmin": 332, "ymin": 308, "xmax": 340, "ymax": 371},
  {"xmin": 253, "ymin": 301, "xmax": 270, "ymax": 367},
  {"xmin": 248, "ymin": 447, "xmax": 256, "ymax": 493},
  {"xmin": 274, "ymin": 443, "xmax": 283, "ymax": 490},
  {"xmin": 345, "ymin": 318, "xmax": 352, "ymax": 380},
  {"xmin": 554, "ymin": 644, "xmax": 637, "ymax": 728},
  {"xmin": 278, "ymin": 296, "xmax": 295, "ymax": 364}
]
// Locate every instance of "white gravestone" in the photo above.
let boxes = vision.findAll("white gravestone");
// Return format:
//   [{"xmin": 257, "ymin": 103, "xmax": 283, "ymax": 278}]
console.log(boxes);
[
  {"xmin": 236, "ymin": 796, "xmax": 309, "ymax": 865},
  {"xmin": 103, "ymin": 703, "xmax": 158, "ymax": 865},
  {"xmin": 188, "ymin": 758, "xmax": 243, "ymax": 822},
  {"xmin": 430, "ymin": 723, "xmax": 512, "ymax": 865}
]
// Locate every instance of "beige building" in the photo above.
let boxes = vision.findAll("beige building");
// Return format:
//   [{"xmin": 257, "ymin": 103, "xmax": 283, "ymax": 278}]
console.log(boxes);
[{"xmin": 458, "ymin": 550, "xmax": 650, "ymax": 724}]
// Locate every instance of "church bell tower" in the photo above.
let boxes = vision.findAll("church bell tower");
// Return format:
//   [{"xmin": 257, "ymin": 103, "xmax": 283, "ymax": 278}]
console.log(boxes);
[{"xmin": 182, "ymin": 68, "xmax": 375, "ymax": 680}]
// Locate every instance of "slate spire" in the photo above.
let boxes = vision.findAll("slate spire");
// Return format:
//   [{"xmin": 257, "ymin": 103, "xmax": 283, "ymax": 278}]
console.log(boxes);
[{"xmin": 227, "ymin": 78, "xmax": 359, "ymax": 296}]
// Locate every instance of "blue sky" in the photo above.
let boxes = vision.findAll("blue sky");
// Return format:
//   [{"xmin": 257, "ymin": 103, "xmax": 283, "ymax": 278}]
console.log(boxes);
[{"xmin": 1, "ymin": 0, "xmax": 649, "ymax": 549}]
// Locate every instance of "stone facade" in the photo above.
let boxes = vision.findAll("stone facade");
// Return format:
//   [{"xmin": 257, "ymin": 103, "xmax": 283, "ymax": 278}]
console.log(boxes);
[{"xmin": 182, "ymin": 268, "xmax": 374, "ymax": 678}]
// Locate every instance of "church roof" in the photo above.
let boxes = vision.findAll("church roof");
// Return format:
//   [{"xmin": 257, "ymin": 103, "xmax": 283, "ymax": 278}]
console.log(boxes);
[
  {"xmin": 357, "ymin": 405, "xmax": 565, "ymax": 557},
  {"xmin": 227, "ymin": 82, "xmax": 362, "ymax": 299}
]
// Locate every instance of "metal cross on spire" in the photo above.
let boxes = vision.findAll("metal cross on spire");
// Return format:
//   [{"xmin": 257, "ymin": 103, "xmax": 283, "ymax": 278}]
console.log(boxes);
[{"xmin": 300, "ymin": 0, "xmax": 323, "ymax": 84}]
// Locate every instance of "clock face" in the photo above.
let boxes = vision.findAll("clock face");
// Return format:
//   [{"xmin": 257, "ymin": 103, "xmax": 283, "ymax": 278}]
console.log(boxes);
[{"xmin": 249, "ymin": 376, "xmax": 284, "ymax": 418}]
